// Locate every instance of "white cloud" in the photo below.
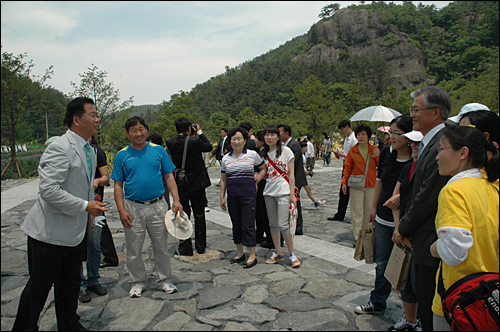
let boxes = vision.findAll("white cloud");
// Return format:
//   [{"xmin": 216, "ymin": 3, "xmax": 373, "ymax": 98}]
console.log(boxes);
[{"xmin": 1, "ymin": 1, "xmax": 80, "ymax": 39}]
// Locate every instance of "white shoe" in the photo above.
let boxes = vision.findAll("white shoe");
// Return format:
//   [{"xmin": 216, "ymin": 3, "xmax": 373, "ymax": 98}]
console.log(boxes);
[
  {"xmin": 162, "ymin": 283, "xmax": 177, "ymax": 294},
  {"xmin": 129, "ymin": 285, "xmax": 143, "ymax": 298}
]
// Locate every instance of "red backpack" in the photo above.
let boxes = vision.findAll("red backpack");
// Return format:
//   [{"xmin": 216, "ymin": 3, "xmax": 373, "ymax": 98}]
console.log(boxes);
[{"xmin": 438, "ymin": 266, "xmax": 500, "ymax": 331}]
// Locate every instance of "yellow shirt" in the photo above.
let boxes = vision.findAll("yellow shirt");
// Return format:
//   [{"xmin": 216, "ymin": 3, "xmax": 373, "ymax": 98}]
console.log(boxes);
[{"xmin": 432, "ymin": 177, "xmax": 499, "ymax": 316}]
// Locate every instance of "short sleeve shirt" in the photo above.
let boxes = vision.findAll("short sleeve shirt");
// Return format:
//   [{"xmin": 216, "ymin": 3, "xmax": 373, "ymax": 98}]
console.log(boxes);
[
  {"xmin": 221, "ymin": 149, "xmax": 264, "ymax": 197},
  {"xmin": 93, "ymin": 145, "xmax": 108, "ymax": 201},
  {"xmin": 264, "ymin": 146, "xmax": 294, "ymax": 197},
  {"xmin": 323, "ymin": 139, "xmax": 332, "ymax": 154},
  {"xmin": 111, "ymin": 142, "xmax": 175, "ymax": 201}
]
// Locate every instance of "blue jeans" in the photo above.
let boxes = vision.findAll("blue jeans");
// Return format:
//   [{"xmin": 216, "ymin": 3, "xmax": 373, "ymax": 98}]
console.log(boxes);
[
  {"xmin": 370, "ymin": 221, "xmax": 394, "ymax": 311},
  {"xmin": 323, "ymin": 153, "xmax": 331, "ymax": 165},
  {"xmin": 80, "ymin": 222, "xmax": 103, "ymax": 290}
]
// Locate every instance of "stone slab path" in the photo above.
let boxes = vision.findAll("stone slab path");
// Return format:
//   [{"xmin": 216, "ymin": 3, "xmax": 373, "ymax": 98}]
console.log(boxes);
[{"xmin": 1, "ymin": 159, "xmax": 404, "ymax": 331}]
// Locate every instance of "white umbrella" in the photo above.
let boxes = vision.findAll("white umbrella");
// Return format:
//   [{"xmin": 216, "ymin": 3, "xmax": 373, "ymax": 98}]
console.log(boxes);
[
  {"xmin": 350, "ymin": 105, "xmax": 401, "ymax": 122},
  {"xmin": 44, "ymin": 136, "xmax": 61, "ymax": 145},
  {"xmin": 350, "ymin": 105, "xmax": 402, "ymax": 140}
]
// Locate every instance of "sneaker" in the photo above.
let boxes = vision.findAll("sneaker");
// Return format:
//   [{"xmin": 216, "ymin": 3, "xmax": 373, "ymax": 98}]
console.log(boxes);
[
  {"xmin": 389, "ymin": 315, "xmax": 421, "ymax": 331},
  {"xmin": 162, "ymin": 283, "xmax": 177, "ymax": 294},
  {"xmin": 129, "ymin": 285, "xmax": 143, "ymax": 298},
  {"xmin": 289, "ymin": 253, "xmax": 301, "ymax": 268},
  {"xmin": 314, "ymin": 200, "xmax": 326, "ymax": 208},
  {"xmin": 354, "ymin": 301, "xmax": 385, "ymax": 315},
  {"xmin": 266, "ymin": 251, "xmax": 285, "ymax": 264}
]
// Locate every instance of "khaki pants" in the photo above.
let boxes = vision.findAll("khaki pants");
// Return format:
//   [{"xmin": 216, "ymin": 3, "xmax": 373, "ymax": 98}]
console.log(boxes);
[
  {"xmin": 349, "ymin": 187, "xmax": 375, "ymax": 241},
  {"xmin": 123, "ymin": 199, "xmax": 172, "ymax": 289}
]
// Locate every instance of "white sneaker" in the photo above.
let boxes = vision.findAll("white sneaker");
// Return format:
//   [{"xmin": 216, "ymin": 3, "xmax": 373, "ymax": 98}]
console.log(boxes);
[
  {"xmin": 389, "ymin": 314, "xmax": 421, "ymax": 331},
  {"xmin": 129, "ymin": 285, "xmax": 143, "ymax": 298},
  {"xmin": 354, "ymin": 301, "xmax": 385, "ymax": 315},
  {"xmin": 162, "ymin": 283, "xmax": 177, "ymax": 294}
]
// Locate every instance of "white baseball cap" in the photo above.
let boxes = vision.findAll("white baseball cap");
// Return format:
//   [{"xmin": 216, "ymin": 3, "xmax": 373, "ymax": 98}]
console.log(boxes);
[
  {"xmin": 448, "ymin": 103, "xmax": 490, "ymax": 123},
  {"xmin": 402, "ymin": 130, "xmax": 424, "ymax": 142}
]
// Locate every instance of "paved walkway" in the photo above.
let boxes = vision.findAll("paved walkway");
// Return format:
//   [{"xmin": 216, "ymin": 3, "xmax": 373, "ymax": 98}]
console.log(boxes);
[{"xmin": 1, "ymin": 159, "xmax": 404, "ymax": 331}]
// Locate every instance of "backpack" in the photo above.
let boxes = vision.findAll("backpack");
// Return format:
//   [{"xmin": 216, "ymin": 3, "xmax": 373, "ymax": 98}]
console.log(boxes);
[{"xmin": 438, "ymin": 266, "xmax": 500, "ymax": 331}]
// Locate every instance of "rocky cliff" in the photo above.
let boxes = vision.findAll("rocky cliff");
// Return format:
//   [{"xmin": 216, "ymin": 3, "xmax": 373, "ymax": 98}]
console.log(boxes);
[{"xmin": 293, "ymin": 8, "xmax": 435, "ymax": 91}]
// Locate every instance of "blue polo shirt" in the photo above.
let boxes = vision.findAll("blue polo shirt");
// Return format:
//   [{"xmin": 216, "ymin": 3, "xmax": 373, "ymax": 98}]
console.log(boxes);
[
  {"xmin": 221, "ymin": 149, "xmax": 264, "ymax": 197},
  {"xmin": 111, "ymin": 142, "xmax": 175, "ymax": 201}
]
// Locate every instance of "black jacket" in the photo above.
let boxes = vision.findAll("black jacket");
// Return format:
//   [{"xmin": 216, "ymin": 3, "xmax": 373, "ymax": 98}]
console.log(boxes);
[
  {"xmin": 285, "ymin": 138, "xmax": 308, "ymax": 188},
  {"xmin": 212, "ymin": 136, "xmax": 230, "ymax": 161},
  {"xmin": 166, "ymin": 133, "xmax": 212, "ymax": 193},
  {"xmin": 399, "ymin": 127, "xmax": 450, "ymax": 267}
]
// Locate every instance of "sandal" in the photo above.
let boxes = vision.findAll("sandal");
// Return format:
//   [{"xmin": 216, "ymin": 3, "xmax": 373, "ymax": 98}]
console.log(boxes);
[
  {"xmin": 243, "ymin": 258, "xmax": 258, "ymax": 269},
  {"xmin": 230, "ymin": 254, "xmax": 246, "ymax": 264},
  {"xmin": 129, "ymin": 285, "xmax": 143, "ymax": 298}
]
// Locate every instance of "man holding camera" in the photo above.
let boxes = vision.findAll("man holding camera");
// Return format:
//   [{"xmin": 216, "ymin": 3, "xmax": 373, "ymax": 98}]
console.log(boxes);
[{"xmin": 166, "ymin": 118, "xmax": 212, "ymax": 256}]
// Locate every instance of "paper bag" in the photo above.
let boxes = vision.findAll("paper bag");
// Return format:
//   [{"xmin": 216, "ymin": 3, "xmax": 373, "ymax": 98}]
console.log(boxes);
[
  {"xmin": 384, "ymin": 243, "xmax": 412, "ymax": 290},
  {"xmin": 353, "ymin": 229, "xmax": 365, "ymax": 261},
  {"xmin": 362, "ymin": 224, "xmax": 375, "ymax": 264}
]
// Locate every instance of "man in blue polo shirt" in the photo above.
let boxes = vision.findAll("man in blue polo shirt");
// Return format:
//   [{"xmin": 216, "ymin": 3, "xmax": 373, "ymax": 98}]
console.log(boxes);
[{"xmin": 112, "ymin": 116, "xmax": 183, "ymax": 298}]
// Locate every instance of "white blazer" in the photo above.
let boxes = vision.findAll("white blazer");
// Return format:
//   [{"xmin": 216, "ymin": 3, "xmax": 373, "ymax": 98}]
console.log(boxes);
[{"xmin": 21, "ymin": 131, "xmax": 95, "ymax": 247}]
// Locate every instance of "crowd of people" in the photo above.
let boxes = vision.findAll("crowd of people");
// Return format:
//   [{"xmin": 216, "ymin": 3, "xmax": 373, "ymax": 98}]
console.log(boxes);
[{"xmin": 11, "ymin": 86, "xmax": 499, "ymax": 331}]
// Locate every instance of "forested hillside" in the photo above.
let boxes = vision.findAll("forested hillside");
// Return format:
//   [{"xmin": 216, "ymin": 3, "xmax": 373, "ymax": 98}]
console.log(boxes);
[{"xmin": 154, "ymin": 1, "xmax": 497, "ymax": 144}]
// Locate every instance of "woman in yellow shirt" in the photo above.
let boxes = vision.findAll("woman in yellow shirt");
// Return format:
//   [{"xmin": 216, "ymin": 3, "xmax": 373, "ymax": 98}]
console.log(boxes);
[{"xmin": 430, "ymin": 124, "xmax": 499, "ymax": 330}]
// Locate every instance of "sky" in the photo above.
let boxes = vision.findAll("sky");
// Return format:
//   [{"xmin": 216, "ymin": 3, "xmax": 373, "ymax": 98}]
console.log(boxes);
[{"xmin": 2, "ymin": 1, "xmax": 452, "ymax": 106}]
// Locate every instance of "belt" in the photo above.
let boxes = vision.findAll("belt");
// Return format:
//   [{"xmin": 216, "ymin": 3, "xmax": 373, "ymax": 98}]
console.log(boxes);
[{"xmin": 131, "ymin": 194, "xmax": 163, "ymax": 205}]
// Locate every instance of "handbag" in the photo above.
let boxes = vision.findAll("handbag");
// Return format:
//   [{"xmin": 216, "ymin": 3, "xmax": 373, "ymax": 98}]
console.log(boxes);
[
  {"xmin": 266, "ymin": 155, "xmax": 300, "ymax": 202},
  {"xmin": 438, "ymin": 264, "xmax": 499, "ymax": 331},
  {"xmin": 384, "ymin": 243, "xmax": 412, "ymax": 290},
  {"xmin": 348, "ymin": 152, "xmax": 371, "ymax": 189},
  {"xmin": 173, "ymin": 136, "xmax": 189, "ymax": 187},
  {"xmin": 353, "ymin": 223, "xmax": 375, "ymax": 264}
]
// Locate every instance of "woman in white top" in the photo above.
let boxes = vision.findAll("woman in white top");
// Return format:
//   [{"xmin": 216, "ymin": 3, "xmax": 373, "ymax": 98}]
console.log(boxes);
[{"xmin": 261, "ymin": 125, "xmax": 300, "ymax": 268}]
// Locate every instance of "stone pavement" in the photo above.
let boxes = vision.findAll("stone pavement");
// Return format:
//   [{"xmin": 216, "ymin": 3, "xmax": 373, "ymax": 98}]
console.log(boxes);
[{"xmin": 1, "ymin": 159, "xmax": 405, "ymax": 331}]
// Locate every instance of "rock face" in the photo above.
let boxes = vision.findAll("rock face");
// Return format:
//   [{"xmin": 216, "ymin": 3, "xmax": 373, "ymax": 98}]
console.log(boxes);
[{"xmin": 293, "ymin": 8, "xmax": 434, "ymax": 91}]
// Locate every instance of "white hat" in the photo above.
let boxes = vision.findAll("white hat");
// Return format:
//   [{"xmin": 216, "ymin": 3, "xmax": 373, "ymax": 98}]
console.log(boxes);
[
  {"xmin": 164, "ymin": 210, "xmax": 193, "ymax": 240},
  {"xmin": 448, "ymin": 103, "xmax": 490, "ymax": 123},
  {"xmin": 402, "ymin": 130, "xmax": 424, "ymax": 142}
]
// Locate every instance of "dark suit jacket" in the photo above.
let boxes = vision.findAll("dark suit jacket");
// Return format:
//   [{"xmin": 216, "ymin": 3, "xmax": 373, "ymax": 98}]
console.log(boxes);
[
  {"xmin": 285, "ymin": 138, "xmax": 308, "ymax": 188},
  {"xmin": 212, "ymin": 136, "xmax": 230, "ymax": 161},
  {"xmin": 166, "ymin": 133, "xmax": 212, "ymax": 193},
  {"xmin": 399, "ymin": 126, "xmax": 450, "ymax": 267}
]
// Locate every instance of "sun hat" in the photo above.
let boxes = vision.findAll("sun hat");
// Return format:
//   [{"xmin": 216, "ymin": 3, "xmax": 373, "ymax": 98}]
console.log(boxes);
[
  {"xmin": 402, "ymin": 130, "xmax": 424, "ymax": 142},
  {"xmin": 164, "ymin": 210, "xmax": 193, "ymax": 240},
  {"xmin": 448, "ymin": 103, "xmax": 490, "ymax": 123}
]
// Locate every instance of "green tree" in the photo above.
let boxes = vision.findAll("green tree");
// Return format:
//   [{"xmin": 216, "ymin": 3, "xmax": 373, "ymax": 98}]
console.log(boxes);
[
  {"xmin": 319, "ymin": 3, "xmax": 341, "ymax": 19},
  {"xmin": 1, "ymin": 49, "xmax": 53, "ymax": 179},
  {"xmin": 70, "ymin": 64, "xmax": 133, "ymax": 145}
]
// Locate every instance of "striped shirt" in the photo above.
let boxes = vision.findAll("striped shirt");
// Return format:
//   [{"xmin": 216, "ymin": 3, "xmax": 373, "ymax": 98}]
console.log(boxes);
[{"xmin": 221, "ymin": 149, "xmax": 264, "ymax": 197}]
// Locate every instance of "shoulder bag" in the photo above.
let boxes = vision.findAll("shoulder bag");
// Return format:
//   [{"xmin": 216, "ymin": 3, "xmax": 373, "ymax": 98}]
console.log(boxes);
[
  {"xmin": 348, "ymin": 152, "xmax": 370, "ymax": 189},
  {"xmin": 173, "ymin": 136, "xmax": 189, "ymax": 187}
]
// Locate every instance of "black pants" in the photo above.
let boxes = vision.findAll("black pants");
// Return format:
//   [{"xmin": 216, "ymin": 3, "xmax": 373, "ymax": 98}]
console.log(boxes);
[
  {"xmin": 295, "ymin": 185, "xmax": 304, "ymax": 234},
  {"xmin": 415, "ymin": 263, "xmax": 439, "ymax": 332},
  {"xmin": 100, "ymin": 217, "xmax": 118, "ymax": 265},
  {"xmin": 227, "ymin": 195, "xmax": 257, "ymax": 247},
  {"xmin": 334, "ymin": 165, "xmax": 350, "ymax": 220},
  {"xmin": 13, "ymin": 236, "xmax": 86, "ymax": 331},
  {"xmin": 255, "ymin": 180, "xmax": 271, "ymax": 242},
  {"xmin": 178, "ymin": 189, "xmax": 207, "ymax": 254}
]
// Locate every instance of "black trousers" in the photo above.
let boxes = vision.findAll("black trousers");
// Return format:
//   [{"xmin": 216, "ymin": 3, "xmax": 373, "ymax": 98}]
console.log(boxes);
[
  {"xmin": 295, "ymin": 185, "xmax": 304, "ymax": 233},
  {"xmin": 100, "ymin": 216, "xmax": 118, "ymax": 265},
  {"xmin": 178, "ymin": 189, "xmax": 207, "ymax": 254},
  {"xmin": 227, "ymin": 195, "xmax": 257, "ymax": 247},
  {"xmin": 255, "ymin": 180, "xmax": 271, "ymax": 242},
  {"xmin": 12, "ymin": 236, "xmax": 86, "ymax": 331},
  {"xmin": 415, "ymin": 263, "xmax": 439, "ymax": 332},
  {"xmin": 334, "ymin": 165, "xmax": 350, "ymax": 220}
]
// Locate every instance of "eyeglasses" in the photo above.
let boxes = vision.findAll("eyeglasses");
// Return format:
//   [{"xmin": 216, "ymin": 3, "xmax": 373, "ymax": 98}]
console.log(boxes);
[
  {"xmin": 409, "ymin": 107, "xmax": 433, "ymax": 115},
  {"xmin": 80, "ymin": 113, "xmax": 100, "ymax": 119},
  {"xmin": 388, "ymin": 130, "xmax": 404, "ymax": 137},
  {"xmin": 408, "ymin": 140, "xmax": 421, "ymax": 146}
]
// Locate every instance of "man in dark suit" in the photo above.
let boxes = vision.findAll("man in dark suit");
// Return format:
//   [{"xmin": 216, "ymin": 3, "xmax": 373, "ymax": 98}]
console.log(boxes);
[
  {"xmin": 13, "ymin": 97, "xmax": 108, "ymax": 331},
  {"xmin": 210, "ymin": 128, "xmax": 230, "ymax": 163},
  {"xmin": 278, "ymin": 124, "xmax": 308, "ymax": 235},
  {"xmin": 397, "ymin": 86, "xmax": 451, "ymax": 331},
  {"xmin": 166, "ymin": 118, "xmax": 213, "ymax": 255}
]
